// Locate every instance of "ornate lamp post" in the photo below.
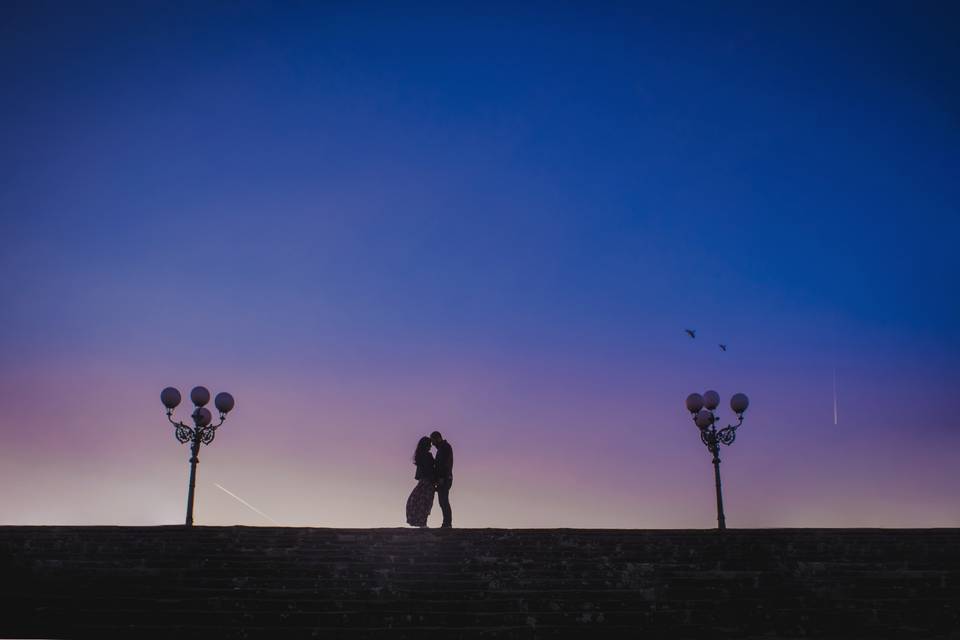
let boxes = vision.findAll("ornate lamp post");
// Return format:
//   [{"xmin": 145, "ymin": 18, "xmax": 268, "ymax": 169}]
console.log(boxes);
[
  {"xmin": 160, "ymin": 386, "xmax": 235, "ymax": 527},
  {"xmin": 684, "ymin": 390, "xmax": 749, "ymax": 531}
]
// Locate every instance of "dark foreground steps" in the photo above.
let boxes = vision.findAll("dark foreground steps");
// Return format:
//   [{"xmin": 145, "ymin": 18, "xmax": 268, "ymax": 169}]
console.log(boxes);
[{"xmin": 1, "ymin": 526, "xmax": 958, "ymax": 639}]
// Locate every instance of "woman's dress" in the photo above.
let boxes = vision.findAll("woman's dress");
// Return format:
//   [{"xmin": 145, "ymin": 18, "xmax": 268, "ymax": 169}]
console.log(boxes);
[{"xmin": 406, "ymin": 453, "xmax": 436, "ymax": 527}]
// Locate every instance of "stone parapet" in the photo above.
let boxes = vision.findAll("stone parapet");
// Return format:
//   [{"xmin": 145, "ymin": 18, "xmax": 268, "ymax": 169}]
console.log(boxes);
[{"xmin": 1, "ymin": 526, "xmax": 958, "ymax": 638}]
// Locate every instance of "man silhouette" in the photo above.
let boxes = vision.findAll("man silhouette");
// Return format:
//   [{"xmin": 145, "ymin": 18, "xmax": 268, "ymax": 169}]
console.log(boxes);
[{"xmin": 430, "ymin": 431, "xmax": 453, "ymax": 528}]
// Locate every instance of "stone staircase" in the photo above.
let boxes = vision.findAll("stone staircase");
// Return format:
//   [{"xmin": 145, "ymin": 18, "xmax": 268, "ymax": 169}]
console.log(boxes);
[{"xmin": 1, "ymin": 526, "xmax": 958, "ymax": 638}]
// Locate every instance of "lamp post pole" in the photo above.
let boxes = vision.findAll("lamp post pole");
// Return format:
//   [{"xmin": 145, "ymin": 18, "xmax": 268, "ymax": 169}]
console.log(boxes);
[
  {"xmin": 685, "ymin": 391, "xmax": 749, "ymax": 531},
  {"xmin": 161, "ymin": 386, "xmax": 235, "ymax": 527},
  {"xmin": 185, "ymin": 428, "xmax": 202, "ymax": 527},
  {"xmin": 710, "ymin": 438, "xmax": 725, "ymax": 530}
]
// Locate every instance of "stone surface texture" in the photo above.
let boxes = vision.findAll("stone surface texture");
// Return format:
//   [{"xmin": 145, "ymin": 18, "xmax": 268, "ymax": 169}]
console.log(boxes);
[{"xmin": 1, "ymin": 526, "xmax": 958, "ymax": 638}]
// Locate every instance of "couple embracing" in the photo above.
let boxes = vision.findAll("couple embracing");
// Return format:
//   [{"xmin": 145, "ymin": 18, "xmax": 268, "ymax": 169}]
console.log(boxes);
[{"xmin": 405, "ymin": 431, "xmax": 453, "ymax": 528}]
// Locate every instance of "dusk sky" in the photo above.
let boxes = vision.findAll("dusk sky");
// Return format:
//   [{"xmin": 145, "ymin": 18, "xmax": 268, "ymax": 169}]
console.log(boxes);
[{"xmin": 1, "ymin": 2, "xmax": 958, "ymax": 529}]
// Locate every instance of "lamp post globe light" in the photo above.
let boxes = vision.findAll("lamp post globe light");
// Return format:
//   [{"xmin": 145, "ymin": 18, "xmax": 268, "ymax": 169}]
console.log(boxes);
[
  {"xmin": 684, "ymin": 390, "xmax": 749, "ymax": 531},
  {"xmin": 161, "ymin": 385, "xmax": 235, "ymax": 527}
]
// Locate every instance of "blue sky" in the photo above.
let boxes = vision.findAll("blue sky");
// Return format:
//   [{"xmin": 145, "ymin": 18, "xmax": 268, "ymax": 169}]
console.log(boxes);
[{"xmin": 1, "ymin": 2, "xmax": 958, "ymax": 527}]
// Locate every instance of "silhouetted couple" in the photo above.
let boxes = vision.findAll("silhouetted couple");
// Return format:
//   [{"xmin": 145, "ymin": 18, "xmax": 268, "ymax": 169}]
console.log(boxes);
[{"xmin": 405, "ymin": 431, "xmax": 453, "ymax": 528}]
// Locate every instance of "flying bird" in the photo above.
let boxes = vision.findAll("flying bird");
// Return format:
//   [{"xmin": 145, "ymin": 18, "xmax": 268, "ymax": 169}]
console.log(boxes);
[
  {"xmin": 719, "ymin": 344, "xmax": 727, "ymax": 351},
  {"xmin": 685, "ymin": 329, "xmax": 696, "ymax": 339}
]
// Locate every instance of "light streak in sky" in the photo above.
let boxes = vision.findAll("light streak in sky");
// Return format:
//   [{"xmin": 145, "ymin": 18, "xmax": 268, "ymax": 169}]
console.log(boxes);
[
  {"xmin": 833, "ymin": 367, "xmax": 838, "ymax": 425},
  {"xmin": 214, "ymin": 483, "xmax": 280, "ymax": 525}
]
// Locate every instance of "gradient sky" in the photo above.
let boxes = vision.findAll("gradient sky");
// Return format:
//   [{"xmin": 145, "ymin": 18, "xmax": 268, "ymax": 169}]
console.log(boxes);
[{"xmin": 1, "ymin": 2, "xmax": 958, "ymax": 528}]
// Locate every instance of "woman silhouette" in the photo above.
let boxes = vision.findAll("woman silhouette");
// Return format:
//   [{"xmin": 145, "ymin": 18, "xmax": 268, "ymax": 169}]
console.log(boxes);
[{"xmin": 405, "ymin": 436, "xmax": 437, "ymax": 527}]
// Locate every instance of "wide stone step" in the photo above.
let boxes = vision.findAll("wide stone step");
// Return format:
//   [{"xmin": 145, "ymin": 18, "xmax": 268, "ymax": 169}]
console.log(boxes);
[
  {"xmin": 8, "ymin": 607, "xmax": 904, "ymax": 632},
  {"xmin": 3, "ymin": 527, "xmax": 958, "ymax": 638}
]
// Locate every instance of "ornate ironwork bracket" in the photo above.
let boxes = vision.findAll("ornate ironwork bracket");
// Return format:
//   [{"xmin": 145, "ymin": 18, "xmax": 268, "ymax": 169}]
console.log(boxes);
[
  {"xmin": 694, "ymin": 413, "xmax": 744, "ymax": 451},
  {"xmin": 167, "ymin": 411, "xmax": 223, "ymax": 447}
]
